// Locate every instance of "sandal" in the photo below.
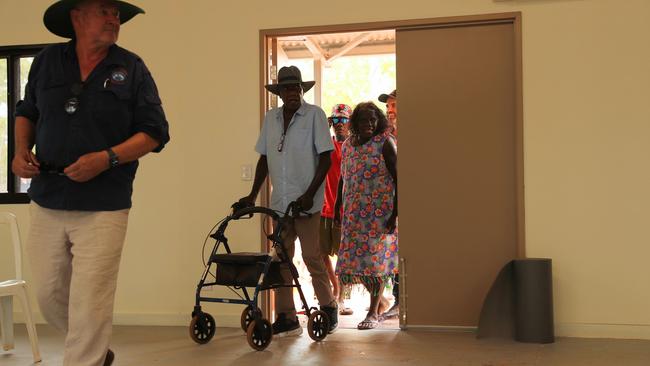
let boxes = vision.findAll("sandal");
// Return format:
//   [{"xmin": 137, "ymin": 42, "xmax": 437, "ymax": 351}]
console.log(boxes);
[
  {"xmin": 357, "ymin": 317, "xmax": 380, "ymax": 330},
  {"xmin": 339, "ymin": 307, "xmax": 354, "ymax": 316},
  {"xmin": 381, "ymin": 303, "xmax": 399, "ymax": 319}
]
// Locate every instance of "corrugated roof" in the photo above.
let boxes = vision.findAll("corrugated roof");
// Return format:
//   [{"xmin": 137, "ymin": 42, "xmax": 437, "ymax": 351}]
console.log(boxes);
[{"xmin": 279, "ymin": 30, "xmax": 395, "ymax": 59}]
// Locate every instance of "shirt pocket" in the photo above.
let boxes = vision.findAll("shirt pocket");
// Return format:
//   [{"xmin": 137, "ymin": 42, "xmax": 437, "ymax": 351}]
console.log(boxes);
[
  {"xmin": 37, "ymin": 77, "xmax": 67, "ymax": 120},
  {"xmin": 290, "ymin": 128, "xmax": 313, "ymax": 152},
  {"xmin": 93, "ymin": 86, "xmax": 133, "ymax": 131}
]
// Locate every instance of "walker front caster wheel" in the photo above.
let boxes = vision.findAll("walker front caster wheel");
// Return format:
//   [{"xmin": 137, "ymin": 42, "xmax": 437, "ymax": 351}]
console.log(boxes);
[
  {"xmin": 240, "ymin": 306, "xmax": 262, "ymax": 332},
  {"xmin": 246, "ymin": 318, "xmax": 273, "ymax": 351},
  {"xmin": 307, "ymin": 310, "xmax": 329, "ymax": 341},
  {"xmin": 189, "ymin": 312, "xmax": 216, "ymax": 344}
]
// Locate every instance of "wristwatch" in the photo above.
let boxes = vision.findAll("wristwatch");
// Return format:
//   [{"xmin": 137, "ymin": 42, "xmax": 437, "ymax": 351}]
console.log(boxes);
[{"xmin": 106, "ymin": 148, "xmax": 119, "ymax": 168}]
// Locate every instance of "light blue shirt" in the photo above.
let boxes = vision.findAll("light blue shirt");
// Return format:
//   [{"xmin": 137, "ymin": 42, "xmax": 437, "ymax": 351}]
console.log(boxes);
[{"xmin": 255, "ymin": 100, "xmax": 334, "ymax": 214}]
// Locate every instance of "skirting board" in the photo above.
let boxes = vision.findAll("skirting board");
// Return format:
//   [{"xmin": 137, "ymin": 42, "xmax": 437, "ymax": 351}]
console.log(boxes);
[
  {"xmin": 555, "ymin": 323, "xmax": 650, "ymax": 340},
  {"xmin": 113, "ymin": 313, "xmax": 241, "ymax": 328},
  {"xmin": 11, "ymin": 312, "xmax": 242, "ymax": 329},
  {"xmin": 10, "ymin": 312, "xmax": 650, "ymax": 340},
  {"xmin": 406, "ymin": 325, "xmax": 477, "ymax": 333},
  {"xmin": 405, "ymin": 323, "xmax": 650, "ymax": 340}
]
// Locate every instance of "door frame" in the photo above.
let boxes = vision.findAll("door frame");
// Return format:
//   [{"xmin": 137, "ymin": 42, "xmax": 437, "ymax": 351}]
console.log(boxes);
[{"xmin": 258, "ymin": 11, "xmax": 524, "ymax": 327}]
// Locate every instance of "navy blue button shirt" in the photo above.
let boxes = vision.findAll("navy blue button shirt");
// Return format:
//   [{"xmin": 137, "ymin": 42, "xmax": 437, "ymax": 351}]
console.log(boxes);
[{"xmin": 15, "ymin": 41, "xmax": 170, "ymax": 211}]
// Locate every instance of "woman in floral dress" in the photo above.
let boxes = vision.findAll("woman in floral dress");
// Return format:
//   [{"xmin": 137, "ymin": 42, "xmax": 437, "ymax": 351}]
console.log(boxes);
[{"xmin": 334, "ymin": 102, "xmax": 398, "ymax": 330}]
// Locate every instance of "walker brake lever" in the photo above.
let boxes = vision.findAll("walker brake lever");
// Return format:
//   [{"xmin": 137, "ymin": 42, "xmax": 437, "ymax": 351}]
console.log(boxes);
[{"xmin": 231, "ymin": 201, "xmax": 254, "ymax": 219}]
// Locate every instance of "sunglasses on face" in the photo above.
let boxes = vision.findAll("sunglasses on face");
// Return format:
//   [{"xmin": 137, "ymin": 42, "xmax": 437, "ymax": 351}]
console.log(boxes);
[{"xmin": 330, "ymin": 117, "xmax": 349, "ymax": 125}]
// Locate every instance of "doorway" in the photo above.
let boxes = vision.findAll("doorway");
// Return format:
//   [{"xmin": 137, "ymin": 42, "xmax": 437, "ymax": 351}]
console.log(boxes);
[
  {"xmin": 273, "ymin": 30, "xmax": 399, "ymax": 331},
  {"xmin": 259, "ymin": 12, "xmax": 524, "ymax": 330}
]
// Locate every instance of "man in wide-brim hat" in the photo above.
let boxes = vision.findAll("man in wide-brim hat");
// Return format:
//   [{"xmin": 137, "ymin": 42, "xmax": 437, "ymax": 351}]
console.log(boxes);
[
  {"xmin": 13, "ymin": 1, "xmax": 169, "ymax": 365},
  {"xmin": 264, "ymin": 65, "xmax": 316, "ymax": 96},
  {"xmin": 43, "ymin": 0, "xmax": 144, "ymax": 38},
  {"xmin": 238, "ymin": 65, "xmax": 340, "ymax": 336}
]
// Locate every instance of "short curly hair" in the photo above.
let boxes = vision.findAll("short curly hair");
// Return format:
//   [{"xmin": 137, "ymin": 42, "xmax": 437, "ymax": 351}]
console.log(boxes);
[{"xmin": 349, "ymin": 102, "xmax": 390, "ymax": 138}]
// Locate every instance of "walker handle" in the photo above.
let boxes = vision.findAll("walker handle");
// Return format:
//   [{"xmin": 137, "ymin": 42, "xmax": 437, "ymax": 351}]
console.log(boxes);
[
  {"xmin": 231, "ymin": 206, "xmax": 279, "ymax": 221},
  {"xmin": 285, "ymin": 201, "xmax": 312, "ymax": 219}
]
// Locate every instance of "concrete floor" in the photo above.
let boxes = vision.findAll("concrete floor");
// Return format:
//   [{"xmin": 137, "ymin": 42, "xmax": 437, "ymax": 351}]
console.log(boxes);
[{"xmin": 3, "ymin": 324, "xmax": 650, "ymax": 366}]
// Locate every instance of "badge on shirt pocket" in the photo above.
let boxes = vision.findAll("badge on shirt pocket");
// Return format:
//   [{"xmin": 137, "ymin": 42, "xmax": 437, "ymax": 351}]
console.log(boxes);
[{"xmin": 109, "ymin": 67, "xmax": 128, "ymax": 85}]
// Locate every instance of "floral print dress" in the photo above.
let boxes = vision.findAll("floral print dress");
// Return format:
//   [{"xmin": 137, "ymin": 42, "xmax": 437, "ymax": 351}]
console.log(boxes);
[{"xmin": 336, "ymin": 132, "xmax": 398, "ymax": 287}]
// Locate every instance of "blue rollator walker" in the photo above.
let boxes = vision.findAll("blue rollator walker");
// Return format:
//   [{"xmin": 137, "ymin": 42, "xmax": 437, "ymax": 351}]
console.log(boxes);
[{"xmin": 189, "ymin": 202, "xmax": 331, "ymax": 351}]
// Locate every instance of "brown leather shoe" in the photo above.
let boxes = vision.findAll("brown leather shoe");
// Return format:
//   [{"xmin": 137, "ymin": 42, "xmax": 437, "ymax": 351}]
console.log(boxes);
[{"xmin": 104, "ymin": 349, "xmax": 114, "ymax": 366}]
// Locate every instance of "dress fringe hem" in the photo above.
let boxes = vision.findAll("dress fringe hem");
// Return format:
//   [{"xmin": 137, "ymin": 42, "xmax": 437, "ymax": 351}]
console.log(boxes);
[{"xmin": 338, "ymin": 273, "xmax": 394, "ymax": 295}]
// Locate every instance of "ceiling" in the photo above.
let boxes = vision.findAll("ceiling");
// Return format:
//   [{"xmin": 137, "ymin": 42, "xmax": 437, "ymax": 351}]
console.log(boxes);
[{"xmin": 278, "ymin": 30, "xmax": 396, "ymax": 60}]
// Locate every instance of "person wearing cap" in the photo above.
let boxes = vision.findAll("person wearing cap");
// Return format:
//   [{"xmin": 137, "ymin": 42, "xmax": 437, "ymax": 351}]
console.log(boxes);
[
  {"xmin": 378, "ymin": 89, "xmax": 397, "ymax": 137},
  {"xmin": 12, "ymin": 1, "xmax": 169, "ymax": 365},
  {"xmin": 320, "ymin": 104, "xmax": 353, "ymax": 316},
  {"xmin": 377, "ymin": 89, "xmax": 399, "ymax": 319},
  {"xmin": 237, "ymin": 65, "xmax": 338, "ymax": 336}
]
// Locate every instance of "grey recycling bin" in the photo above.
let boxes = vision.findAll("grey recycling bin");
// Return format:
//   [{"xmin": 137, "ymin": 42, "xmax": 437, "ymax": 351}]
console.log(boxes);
[
  {"xmin": 513, "ymin": 258, "xmax": 554, "ymax": 343},
  {"xmin": 477, "ymin": 258, "xmax": 555, "ymax": 343}
]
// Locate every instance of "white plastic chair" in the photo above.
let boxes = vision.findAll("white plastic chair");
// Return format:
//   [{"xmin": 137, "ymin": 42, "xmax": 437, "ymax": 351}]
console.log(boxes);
[{"xmin": 0, "ymin": 212, "xmax": 41, "ymax": 362}]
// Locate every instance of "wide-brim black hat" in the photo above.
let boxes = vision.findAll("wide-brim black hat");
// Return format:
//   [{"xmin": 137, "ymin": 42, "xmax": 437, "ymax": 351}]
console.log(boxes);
[
  {"xmin": 378, "ymin": 89, "xmax": 397, "ymax": 103},
  {"xmin": 265, "ymin": 66, "xmax": 315, "ymax": 96},
  {"xmin": 44, "ymin": 0, "xmax": 145, "ymax": 38}
]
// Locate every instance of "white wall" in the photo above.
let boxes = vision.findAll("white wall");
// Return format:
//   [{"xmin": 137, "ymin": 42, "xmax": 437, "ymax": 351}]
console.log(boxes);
[{"xmin": 1, "ymin": 0, "xmax": 649, "ymax": 339}]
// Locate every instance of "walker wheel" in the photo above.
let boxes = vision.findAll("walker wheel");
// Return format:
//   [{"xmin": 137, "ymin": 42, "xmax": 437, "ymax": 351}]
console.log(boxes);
[
  {"xmin": 307, "ymin": 310, "xmax": 329, "ymax": 341},
  {"xmin": 189, "ymin": 312, "xmax": 216, "ymax": 344},
  {"xmin": 240, "ymin": 306, "xmax": 262, "ymax": 332},
  {"xmin": 246, "ymin": 319, "xmax": 273, "ymax": 351}
]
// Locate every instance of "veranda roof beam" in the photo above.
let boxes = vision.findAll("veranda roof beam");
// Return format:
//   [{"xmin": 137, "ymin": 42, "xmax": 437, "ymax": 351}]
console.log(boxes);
[
  {"xmin": 326, "ymin": 32, "xmax": 372, "ymax": 63},
  {"xmin": 304, "ymin": 36, "xmax": 327, "ymax": 61}
]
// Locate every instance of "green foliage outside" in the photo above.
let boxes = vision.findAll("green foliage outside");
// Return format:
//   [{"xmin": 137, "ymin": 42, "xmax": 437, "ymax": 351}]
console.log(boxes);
[
  {"xmin": 17, "ymin": 58, "xmax": 33, "ymax": 193},
  {"xmin": 321, "ymin": 54, "xmax": 395, "ymax": 116},
  {"xmin": 1, "ymin": 57, "xmax": 33, "ymax": 193},
  {"xmin": 1, "ymin": 58, "xmax": 8, "ymax": 193}
]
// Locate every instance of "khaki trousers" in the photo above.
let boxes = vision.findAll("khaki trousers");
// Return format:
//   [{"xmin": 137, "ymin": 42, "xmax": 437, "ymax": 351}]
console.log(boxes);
[
  {"xmin": 26, "ymin": 203, "xmax": 129, "ymax": 366},
  {"xmin": 275, "ymin": 213, "xmax": 334, "ymax": 318}
]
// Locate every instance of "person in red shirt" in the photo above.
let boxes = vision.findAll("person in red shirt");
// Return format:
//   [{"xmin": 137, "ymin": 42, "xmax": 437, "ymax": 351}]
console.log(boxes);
[{"xmin": 320, "ymin": 103, "xmax": 353, "ymax": 315}]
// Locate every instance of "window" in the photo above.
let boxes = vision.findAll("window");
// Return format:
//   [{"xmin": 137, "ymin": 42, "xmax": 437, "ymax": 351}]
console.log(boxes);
[{"xmin": 0, "ymin": 45, "xmax": 47, "ymax": 204}]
